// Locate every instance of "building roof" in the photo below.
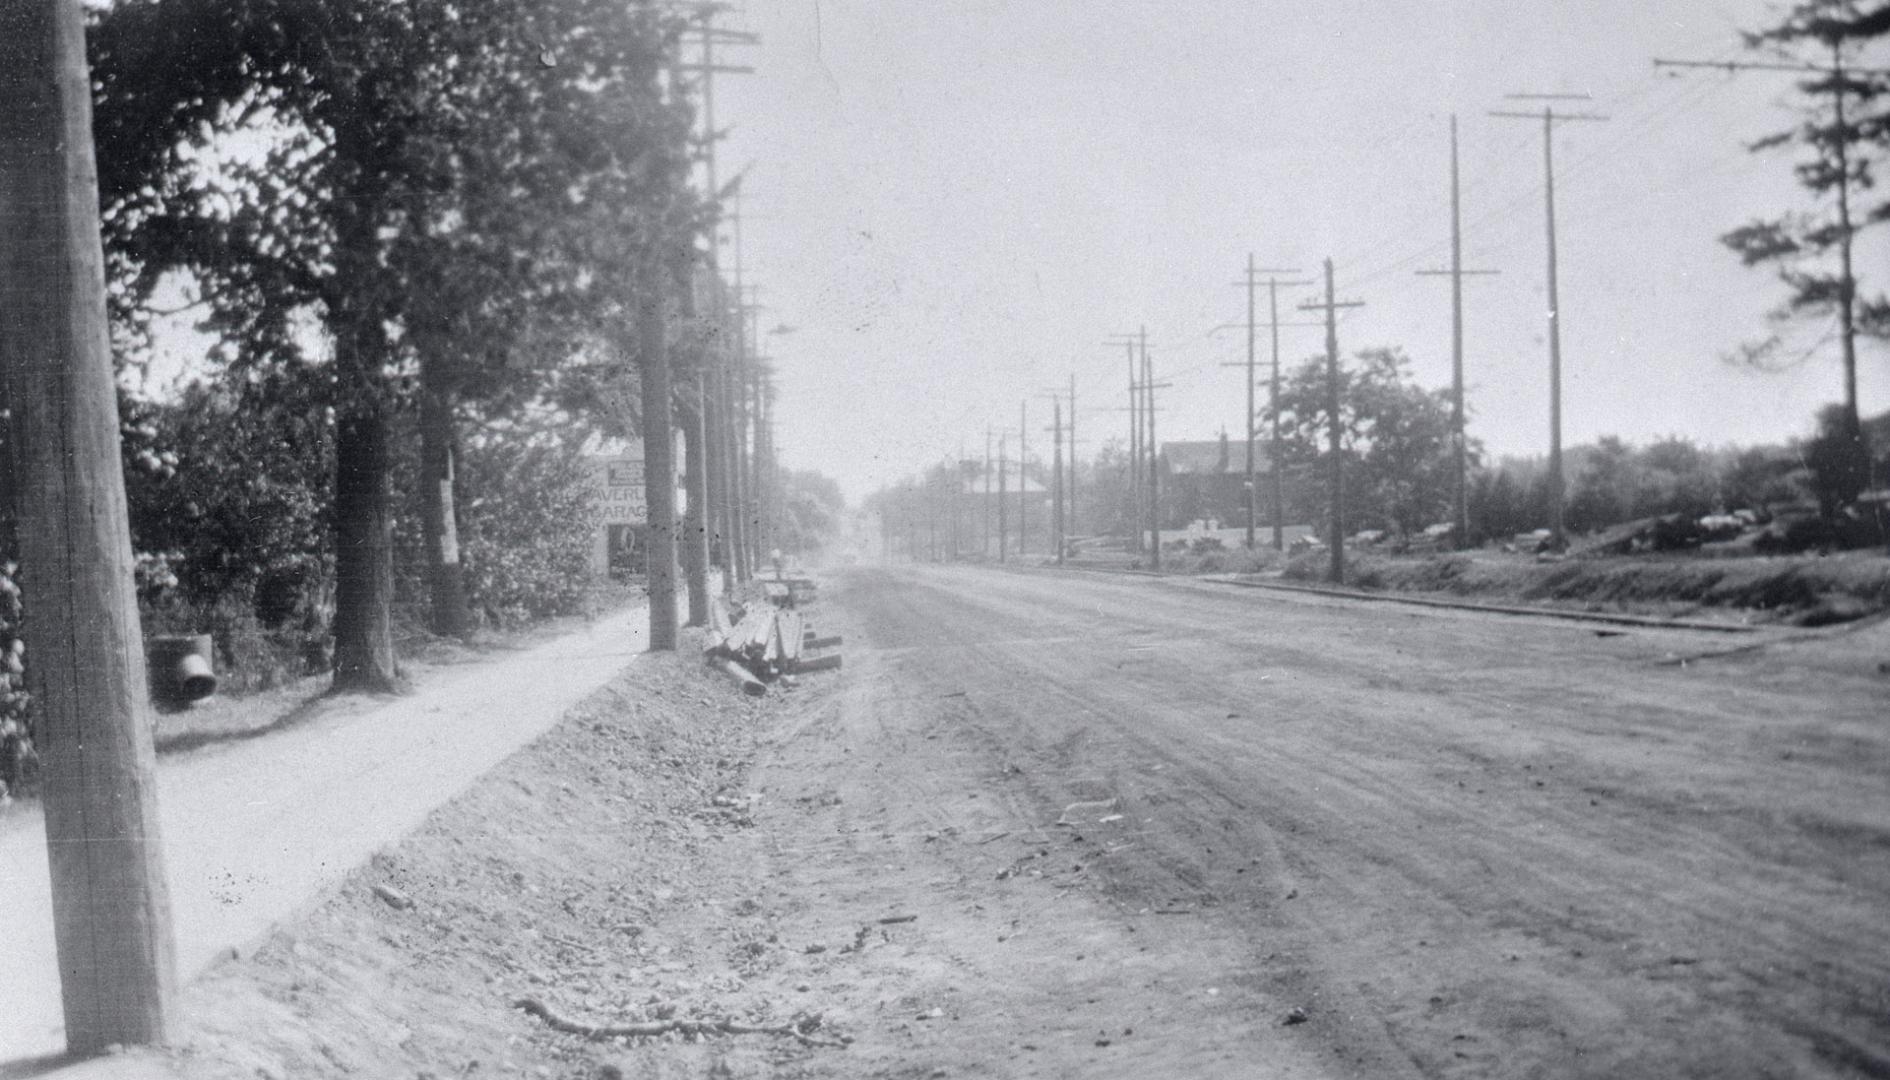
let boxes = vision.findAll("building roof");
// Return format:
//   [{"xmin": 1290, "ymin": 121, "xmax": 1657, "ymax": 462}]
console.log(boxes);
[
  {"xmin": 963, "ymin": 474, "xmax": 1047, "ymax": 495},
  {"xmin": 1161, "ymin": 439, "xmax": 1271, "ymax": 475}
]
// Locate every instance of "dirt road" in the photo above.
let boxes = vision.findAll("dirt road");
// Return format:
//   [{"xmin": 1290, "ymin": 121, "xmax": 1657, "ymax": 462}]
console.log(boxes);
[
  {"xmin": 788, "ymin": 564, "xmax": 1889, "ymax": 1077},
  {"xmin": 23, "ymin": 565, "xmax": 1886, "ymax": 1079}
]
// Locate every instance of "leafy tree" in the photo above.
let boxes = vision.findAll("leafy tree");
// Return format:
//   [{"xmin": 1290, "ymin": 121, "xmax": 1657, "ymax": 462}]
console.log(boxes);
[
  {"xmin": 1566, "ymin": 436, "xmax": 1639, "ymax": 533},
  {"xmin": 455, "ymin": 420, "xmax": 599, "ymax": 626},
  {"xmin": 1636, "ymin": 437, "xmax": 1719, "ymax": 520},
  {"xmin": 1805, "ymin": 402, "xmax": 1875, "ymax": 513},
  {"xmin": 1469, "ymin": 467, "xmax": 1529, "ymax": 541},
  {"xmin": 776, "ymin": 470, "xmax": 845, "ymax": 555},
  {"xmin": 1566, "ymin": 436, "xmax": 1722, "ymax": 532},
  {"xmin": 1075, "ymin": 439, "xmax": 1134, "ymax": 540},
  {"xmin": 1266, "ymin": 347, "xmax": 1469, "ymax": 537},
  {"xmin": 1721, "ymin": 444, "xmax": 1811, "ymax": 510},
  {"xmin": 90, "ymin": 0, "xmax": 688, "ymax": 687}
]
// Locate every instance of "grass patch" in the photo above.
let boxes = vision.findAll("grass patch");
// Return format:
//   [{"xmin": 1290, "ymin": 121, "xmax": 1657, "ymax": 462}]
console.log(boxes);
[{"xmin": 1275, "ymin": 548, "xmax": 1890, "ymax": 624}]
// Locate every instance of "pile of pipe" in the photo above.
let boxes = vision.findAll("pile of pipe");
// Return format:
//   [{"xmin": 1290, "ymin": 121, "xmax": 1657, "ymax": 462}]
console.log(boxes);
[{"xmin": 705, "ymin": 586, "xmax": 841, "ymax": 697}]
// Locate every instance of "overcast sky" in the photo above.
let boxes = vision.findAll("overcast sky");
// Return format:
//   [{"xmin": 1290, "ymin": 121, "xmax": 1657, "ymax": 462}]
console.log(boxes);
[{"xmin": 710, "ymin": 0, "xmax": 1889, "ymax": 502}]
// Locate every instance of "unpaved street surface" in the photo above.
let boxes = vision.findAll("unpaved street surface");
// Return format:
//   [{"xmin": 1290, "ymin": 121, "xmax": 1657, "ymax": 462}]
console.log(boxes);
[
  {"xmin": 41, "ymin": 564, "xmax": 1889, "ymax": 1080},
  {"xmin": 797, "ymin": 565, "xmax": 1890, "ymax": 1078}
]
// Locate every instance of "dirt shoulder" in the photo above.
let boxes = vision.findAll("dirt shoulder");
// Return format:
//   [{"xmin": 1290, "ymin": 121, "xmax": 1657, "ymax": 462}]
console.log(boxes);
[
  {"xmin": 36, "ymin": 564, "xmax": 1888, "ymax": 1079},
  {"xmin": 71, "ymin": 596, "xmax": 1328, "ymax": 1080}
]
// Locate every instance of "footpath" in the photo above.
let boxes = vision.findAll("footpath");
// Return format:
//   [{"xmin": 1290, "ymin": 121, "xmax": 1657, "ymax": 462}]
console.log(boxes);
[{"xmin": 0, "ymin": 606, "xmax": 648, "ymax": 1072}]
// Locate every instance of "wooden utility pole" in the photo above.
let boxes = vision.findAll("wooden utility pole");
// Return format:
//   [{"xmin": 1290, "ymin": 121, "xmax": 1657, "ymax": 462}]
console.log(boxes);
[
  {"xmin": 1134, "ymin": 329, "xmax": 1173, "ymax": 571},
  {"xmin": 1108, "ymin": 335, "xmax": 1143, "ymax": 553},
  {"xmin": 1299, "ymin": 259, "xmax": 1365, "ymax": 584},
  {"xmin": 1067, "ymin": 374, "xmax": 1078, "ymax": 541},
  {"xmin": 674, "ymin": 3, "xmax": 755, "ymax": 590},
  {"xmin": 1018, "ymin": 400, "xmax": 1029, "ymax": 556},
  {"xmin": 1417, "ymin": 114, "xmax": 1499, "ymax": 547},
  {"xmin": 1224, "ymin": 259, "xmax": 1310, "ymax": 549},
  {"xmin": 1020, "ymin": 404, "xmax": 1035, "ymax": 556},
  {"xmin": 1492, "ymin": 95, "xmax": 1606, "ymax": 550},
  {"xmin": 1048, "ymin": 398, "xmax": 1066, "ymax": 564},
  {"xmin": 0, "ymin": 0, "xmax": 179, "ymax": 1050},
  {"xmin": 676, "ymin": 265, "xmax": 712, "ymax": 625},
  {"xmin": 997, "ymin": 434, "xmax": 1009, "ymax": 562},
  {"xmin": 983, "ymin": 427, "xmax": 993, "ymax": 557},
  {"xmin": 952, "ymin": 442, "xmax": 964, "ymax": 561},
  {"xmin": 637, "ymin": 263, "xmax": 679, "ymax": 651}
]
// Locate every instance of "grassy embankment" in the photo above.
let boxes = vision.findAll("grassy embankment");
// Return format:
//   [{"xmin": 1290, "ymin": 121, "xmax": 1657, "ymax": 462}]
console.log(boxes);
[{"xmin": 1271, "ymin": 549, "xmax": 1890, "ymax": 625}]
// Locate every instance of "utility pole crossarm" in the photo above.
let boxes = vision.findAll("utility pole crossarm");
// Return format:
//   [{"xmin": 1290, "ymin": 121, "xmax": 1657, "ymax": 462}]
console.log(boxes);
[
  {"xmin": 1488, "ymin": 110, "xmax": 1609, "ymax": 121},
  {"xmin": 1654, "ymin": 57, "xmax": 1890, "ymax": 76}
]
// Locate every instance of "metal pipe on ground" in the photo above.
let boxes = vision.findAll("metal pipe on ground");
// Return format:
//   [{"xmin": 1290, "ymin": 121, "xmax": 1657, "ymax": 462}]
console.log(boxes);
[{"xmin": 713, "ymin": 657, "xmax": 767, "ymax": 697}]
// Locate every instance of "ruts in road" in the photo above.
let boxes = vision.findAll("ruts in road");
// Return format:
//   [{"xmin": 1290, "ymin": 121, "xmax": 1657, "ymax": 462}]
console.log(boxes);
[{"xmin": 801, "ymin": 564, "xmax": 1888, "ymax": 1079}]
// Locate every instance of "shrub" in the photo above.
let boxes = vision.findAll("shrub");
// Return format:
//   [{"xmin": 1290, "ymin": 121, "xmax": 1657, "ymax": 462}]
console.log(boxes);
[
  {"xmin": 459, "ymin": 438, "xmax": 598, "ymax": 627},
  {"xmin": 0, "ymin": 562, "xmax": 33, "ymax": 798}
]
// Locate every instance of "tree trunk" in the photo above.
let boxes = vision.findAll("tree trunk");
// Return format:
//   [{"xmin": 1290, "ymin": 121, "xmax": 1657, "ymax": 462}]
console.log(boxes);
[
  {"xmin": 638, "ymin": 266, "xmax": 678, "ymax": 651},
  {"xmin": 330, "ymin": 316, "xmax": 400, "ymax": 692},
  {"xmin": 418, "ymin": 370, "xmax": 472, "ymax": 638}
]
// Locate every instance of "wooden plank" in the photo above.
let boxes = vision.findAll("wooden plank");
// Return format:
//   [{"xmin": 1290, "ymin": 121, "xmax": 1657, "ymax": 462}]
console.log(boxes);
[{"xmin": 777, "ymin": 611, "xmax": 804, "ymax": 663}]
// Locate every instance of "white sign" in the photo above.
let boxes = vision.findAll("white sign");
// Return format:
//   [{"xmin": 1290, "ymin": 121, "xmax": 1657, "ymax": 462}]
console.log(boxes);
[{"xmin": 594, "ymin": 454, "xmax": 645, "ymax": 525}]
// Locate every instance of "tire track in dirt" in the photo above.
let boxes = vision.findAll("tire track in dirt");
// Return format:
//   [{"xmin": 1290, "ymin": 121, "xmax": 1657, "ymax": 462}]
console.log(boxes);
[{"xmin": 832, "ymin": 565, "xmax": 1890, "ymax": 1078}]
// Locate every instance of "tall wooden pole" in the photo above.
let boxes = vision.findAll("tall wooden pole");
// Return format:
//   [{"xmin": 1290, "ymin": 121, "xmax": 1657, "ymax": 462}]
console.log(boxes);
[
  {"xmin": 1018, "ymin": 401, "xmax": 1029, "ymax": 556},
  {"xmin": 638, "ymin": 263, "xmax": 678, "ymax": 651},
  {"xmin": 1067, "ymin": 374, "xmax": 1078, "ymax": 541},
  {"xmin": 1052, "ymin": 398, "xmax": 1065, "ymax": 564},
  {"xmin": 1228, "ymin": 262, "xmax": 1307, "ymax": 549},
  {"xmin": 1141, "ymin": 327, "xmax": 1156, "ymax": 567},
  {"xmin": 1244, "ymin": 255, "xmax": 1258, "ymax": 548},
  {"xmin": 983, "ymin": 427, "xmax": 993, "ymax": 556},
  {"xmin": 1492, "ymin": 96, "xmax": 1604, "ymax": 549},
  {"xmin": 997, "ymin": 435, "xmax": 1009, "ymax": 563},
  {"xmin": 1297, "ymin": 261, "xmax": 1364, "ymax": 584},
  {"xmin": 1417, "ymin": 116, "xmax": 1498, "ymax": 546},
  {"xmin": 0, "ymin": 0, "xmax": 178, "ymax": 1050},
  {"xmin": 1269, "ymin": 280, "xmax": 1287, "ymax": 552},
  {"xmin": 1451, "ymin": 116, "xmax": 1469, "ymax": 542},
  {"xmin": 1322, "ymin": 261, "xmax": 1344, "ymax": 583},
  {"xmin": 1126, "ymin": 340, "xmax": 1142, "ymax": 553},
  {"xmin": 1542, "ymin": 108, "xmax": 1566, "ymax": 549},
  {"xmin": 675, "ymin": 262, "xmax": 710, "ymax": 624}
]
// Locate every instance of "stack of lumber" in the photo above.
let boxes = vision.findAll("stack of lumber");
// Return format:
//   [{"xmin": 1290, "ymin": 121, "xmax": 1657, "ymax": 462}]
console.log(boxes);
[{"xmin": 705, "ymin": 585, "xmax": 841, "ymax": 696}]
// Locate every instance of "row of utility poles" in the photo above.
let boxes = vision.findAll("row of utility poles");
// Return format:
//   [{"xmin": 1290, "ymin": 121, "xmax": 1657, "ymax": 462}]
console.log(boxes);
[
  {"xmin": 890, "ymin": 377, "xmax": 1084, "ymax": 566},
  {"xmin": 658, "ymin": 0, "xmax": 784, "ymax": 648},
  {"xmin": 1201, "ymin": 98, "xmax": 1600, "ymax": 577},
  {"xmin": 901, "ymin": 96, "xmax": 1613, "ymax": 583}
]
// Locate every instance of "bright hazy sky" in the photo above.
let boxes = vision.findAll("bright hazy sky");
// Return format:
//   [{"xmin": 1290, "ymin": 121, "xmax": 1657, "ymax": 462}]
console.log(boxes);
[{"xmin": 711, "ymin": 0, "xmax": 1889, "ymax": 502}]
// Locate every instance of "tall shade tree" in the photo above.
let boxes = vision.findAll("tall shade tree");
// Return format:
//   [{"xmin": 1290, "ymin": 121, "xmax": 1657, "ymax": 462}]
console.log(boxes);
[
  {"xmin": 90, "ymin": 0, "xmax": 690, "ymax": 685},
  {"xmin": 1722, "ymin": 0, "xmax": 1889, "ymax": 497},
  {"xmin": 1266, "ymin": 347, "xmax": 1470, "ymax": 538}
]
